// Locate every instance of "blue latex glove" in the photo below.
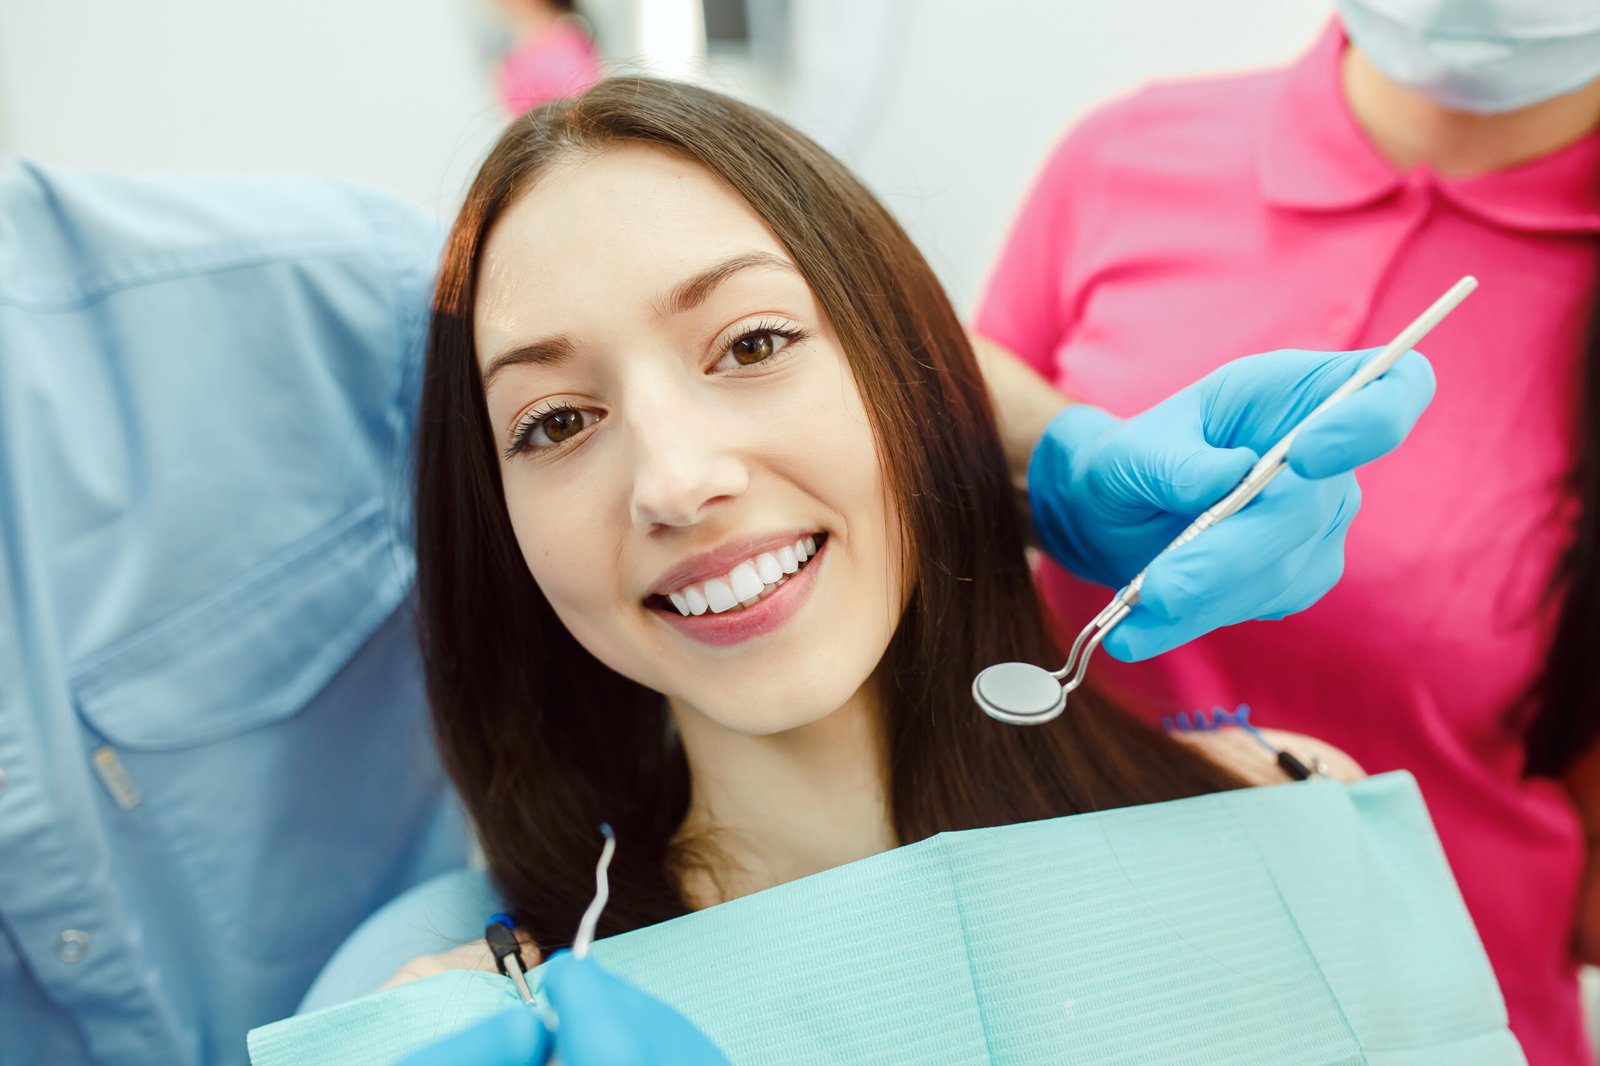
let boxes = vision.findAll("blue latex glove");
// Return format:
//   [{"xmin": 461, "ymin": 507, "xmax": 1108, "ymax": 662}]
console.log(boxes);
[
  {"xmin": 394, "ymin": 952, "xmax": 730, "ymax": 1066},
  {"xmin": 1029, "ymin": 347, "xmax": 1435, "ymax": 662},
  {"xmin": 538, "ymin": 951, "xmax": 729, "ymax": 1064}
]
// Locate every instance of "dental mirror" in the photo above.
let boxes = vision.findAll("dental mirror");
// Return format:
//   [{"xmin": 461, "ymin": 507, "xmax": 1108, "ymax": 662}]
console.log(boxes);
[{"xmin": 972, "ymin": 661, "xmax": 1069, "ymax": 725}]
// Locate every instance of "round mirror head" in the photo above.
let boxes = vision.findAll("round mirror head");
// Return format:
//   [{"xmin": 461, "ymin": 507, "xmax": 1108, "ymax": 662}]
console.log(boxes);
[{"xmin": 972, "ymin": 662, "xmax": 1066, "ymax": 725}]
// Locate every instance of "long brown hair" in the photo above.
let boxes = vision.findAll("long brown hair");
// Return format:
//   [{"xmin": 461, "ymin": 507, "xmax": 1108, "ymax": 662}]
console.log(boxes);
[
  {"xmin": 415, "ymin": 77, "xmax": 1243, "ymax": 953},
  {"xmin": 1522, "ymin": 273, "xmax": 1600, "ymax": 778}
]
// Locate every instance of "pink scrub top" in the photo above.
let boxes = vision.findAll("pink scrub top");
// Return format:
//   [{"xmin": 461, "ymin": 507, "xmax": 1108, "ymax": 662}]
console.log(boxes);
[
  {"xmin": 976, "ymin": 20, "xmax": 1600, "ymax": 1065},
  {"xmin": 497, "ymin": 18, "xmax": 601, "ymax": 116}
]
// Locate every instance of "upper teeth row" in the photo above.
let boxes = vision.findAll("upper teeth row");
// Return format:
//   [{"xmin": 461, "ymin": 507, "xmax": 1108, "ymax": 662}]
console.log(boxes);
[{"xmin": 668, "ymin": 536, "xmax": 818, "ymax": 616}]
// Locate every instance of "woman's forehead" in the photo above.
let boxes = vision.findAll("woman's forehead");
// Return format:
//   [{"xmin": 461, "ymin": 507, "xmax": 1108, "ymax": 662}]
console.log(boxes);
[
  {"xmin": 475, "ymin": 145, "xmax": 798, "ymax": 344},
  {"xmin": 484, "ymin": 146, "xmax": 784, "ymax": 282}
]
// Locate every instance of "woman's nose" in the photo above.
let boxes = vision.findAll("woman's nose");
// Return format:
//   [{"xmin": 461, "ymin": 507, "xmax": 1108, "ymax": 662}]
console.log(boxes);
[{"xmin": 627, "ymin": 400, "xmax": 749, "ymax": 532}]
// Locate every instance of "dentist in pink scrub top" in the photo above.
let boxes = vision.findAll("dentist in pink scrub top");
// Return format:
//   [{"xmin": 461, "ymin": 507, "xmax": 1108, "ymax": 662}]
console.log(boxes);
[{"xmin": 975, "ymin": 4, "xmax": 1600, "ymax": 1062}]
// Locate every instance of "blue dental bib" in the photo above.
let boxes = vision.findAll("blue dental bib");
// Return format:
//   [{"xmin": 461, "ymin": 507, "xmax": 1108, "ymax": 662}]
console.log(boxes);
[{"xmin": 250, "ymin": 773, "xmax": 1523, "ymax": 1064}]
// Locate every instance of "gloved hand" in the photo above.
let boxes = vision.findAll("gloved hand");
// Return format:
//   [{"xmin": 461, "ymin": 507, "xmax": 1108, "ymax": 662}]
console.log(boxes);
[
  {"xmin": 394, "ymin": 951, "xmax": 730, "ymax": 1066},
  {"xmin": 1029, "ymin": 347, "xmax": 1435, "ymax": 662}
]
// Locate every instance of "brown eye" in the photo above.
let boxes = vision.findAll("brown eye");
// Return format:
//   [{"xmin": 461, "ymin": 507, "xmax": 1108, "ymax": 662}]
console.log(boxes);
[
  {"xmin": 732, "ymin": 332, "xmax": 774, "ymax": 365},
  {"xmin": 712, "ymin": 324, "xmax": 803, "ymax": 373},
  {"xmin": 505, "ymin": 404, "xmax": 601, "ymax": 459},
  {"xmin": 542, "ymin": 409, "xmax": 586, "ymax": 442}
]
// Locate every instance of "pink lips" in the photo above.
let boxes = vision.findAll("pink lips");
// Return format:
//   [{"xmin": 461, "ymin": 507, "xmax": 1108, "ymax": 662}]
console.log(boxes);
[
  {"xmin": 654, "ymin": 538, "xmax": 826, "ymax": 647},
  {"xmin": 648, "ymin": 530, "xmax": 819, "ymax": 598}
]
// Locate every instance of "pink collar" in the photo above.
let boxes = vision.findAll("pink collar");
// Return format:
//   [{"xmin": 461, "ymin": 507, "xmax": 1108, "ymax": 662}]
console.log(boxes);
[{"xmin": 1259, "ymin": 19, "xmax": 1600, "ymax": 234}]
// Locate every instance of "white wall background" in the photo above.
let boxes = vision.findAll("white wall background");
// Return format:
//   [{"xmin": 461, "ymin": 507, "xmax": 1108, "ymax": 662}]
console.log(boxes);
[
  {"xmin": 0, "ymin": 0, "xmax": 1331, "ymax": 313},
  {"xmin": 776, "ymin": 0, "xmax": 1331, "ymax": 311},
  {"xmin": 0, "ymin": 0, "xmax": 506, "ymax": 217}
]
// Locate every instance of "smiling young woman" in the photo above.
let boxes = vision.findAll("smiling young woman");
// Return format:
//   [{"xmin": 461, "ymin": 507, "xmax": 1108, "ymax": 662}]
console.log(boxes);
[{"xmin": 414, "ymin": 77, "xmax": 1325, "ymax": 955}]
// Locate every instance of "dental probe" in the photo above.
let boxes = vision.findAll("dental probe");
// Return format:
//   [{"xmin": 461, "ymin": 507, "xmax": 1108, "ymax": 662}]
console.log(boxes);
[
  {"xmin": 572, "ymin": 822, "xmax": 616, "ymax": 960},
  {"xmin": 973, "ymin": 275, "xmax": 1478, "ymax": 726},
  {"xmin": 484, "ymin": 822, "xmax": 616, "ymax": 1014}
]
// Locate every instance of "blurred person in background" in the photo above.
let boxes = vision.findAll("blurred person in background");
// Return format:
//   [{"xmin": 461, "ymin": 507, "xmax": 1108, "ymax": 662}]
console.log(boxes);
[
  {"xmin": 974, "ymin": 3, "xmax": 1600, "ymax": 1061},
  {"xmin": 494, "ymin": 0, "xmax": 602, "ymax": 116}
]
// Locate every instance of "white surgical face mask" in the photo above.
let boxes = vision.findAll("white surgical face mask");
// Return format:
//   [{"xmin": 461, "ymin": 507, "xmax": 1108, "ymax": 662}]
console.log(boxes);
[{"xmin": 1336, "ymin": 0, "xmax": 1600, "ymax": 114}]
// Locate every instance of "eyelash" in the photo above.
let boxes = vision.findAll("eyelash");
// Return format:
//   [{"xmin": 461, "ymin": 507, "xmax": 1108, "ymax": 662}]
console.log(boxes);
[
  {"xmin": 712, "ymin": 318, "xmax": 807, "ymax": 373},
  {"xmin": 503, "ymin": 320, "xmax": 809, "ymax": 459},
  {"xmin": 503, "ymin": 399, "xmax": 598, "ymax": 460}
]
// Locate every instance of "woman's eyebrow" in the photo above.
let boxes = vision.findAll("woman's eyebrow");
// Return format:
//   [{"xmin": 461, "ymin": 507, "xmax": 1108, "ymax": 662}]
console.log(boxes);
[
  {"xmin": 482, "ymin": 334, "xmax": 576, "ymax": 392},
  {"xmin": 481, "ymin": 253, "xmax": 797, "ymax": 391},
  {"xmin": 657, "ymin": 251, "xmax": 799, "ymax": 317}
]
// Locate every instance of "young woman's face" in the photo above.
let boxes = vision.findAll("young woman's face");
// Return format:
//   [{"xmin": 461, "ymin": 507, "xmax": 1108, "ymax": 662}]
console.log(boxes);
[{"xmin": 475, "ymin": 145, "xmax": 903, "ymax": 735}]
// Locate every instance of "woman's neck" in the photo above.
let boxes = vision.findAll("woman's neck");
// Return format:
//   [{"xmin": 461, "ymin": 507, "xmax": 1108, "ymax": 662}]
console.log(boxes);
[
  {"xmin": 1340, "ymin": 45, "xmax": 1600, "ymax": 179},
  {"xmin": 669, "ymin": 683, "xmax": 896, "ymax": 908}
]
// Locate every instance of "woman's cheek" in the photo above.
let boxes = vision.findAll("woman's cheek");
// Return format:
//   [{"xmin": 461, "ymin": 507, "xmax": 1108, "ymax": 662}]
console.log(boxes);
[{"xmin": 508, "ymin": 501, "xmax": 597, "ymax": 615}]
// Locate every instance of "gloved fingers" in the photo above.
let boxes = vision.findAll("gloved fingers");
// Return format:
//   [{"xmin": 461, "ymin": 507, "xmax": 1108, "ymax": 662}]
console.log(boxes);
[
  {"xmin": 1102, "ymin": 535, "xmax": 1323, "ymax": 661},
  {"xmin": 393, "ymin": 1005, "xmax": 551, "ymax": 1066},
  {"xmin": 1132, "ymin": 467, "xmax": 1348, "ymax": 615},
  {"xmin": 1202, "ymin": 347, "xmax": 1435, "ymax": 454},
  {"xmin": 1137, "ymin": 470, "xmax": 1342, "ymax": 619},
  {"xmin": 1261, "ymin": 530, "xmax": 1349, "ymax": 621},
  {"xmin": 1285, "ymin": 351, "xmax": 1436, "ymax": 479},
  {"xmin": 543, "ymin": 953, "xmax": 730, "ymax": 1066},
  {"xmin": 1089, "ymin": 436, "xmax": 1259, "ymax": 520},
  {"xmin": 1102, "ymin": 599, "xmax": 1233, "ymax": 661},
  {"xmin": 1102, "ymin": 472, "xmax": 1358, "ymax": 661},
  {"xmin": 1103, "ymin": 534, "xmax": 1340, "ymax": 661},
  {"xmin": 1200, "ymin": 348, "xmax": 1378, "ymax": 448},
  {"xmin": 1223, "ymin": 494, "xmax": 1355, "ymax": 624},
  {"xmin": 1099, "ymin": 552, "xmax": 1330, "ymax": 659},
  {"xmin": 1099, "ymin": 604, "xmax": 1199, "ymax": 662},
  {"xmin": 1027, "ymin": 405, "xmax": 1121, "ymax": 582}
]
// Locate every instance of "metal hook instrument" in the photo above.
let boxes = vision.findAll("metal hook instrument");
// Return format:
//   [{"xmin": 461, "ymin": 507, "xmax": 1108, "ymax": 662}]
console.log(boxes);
[{"xmin": 486, "ymin": 822, "xmax": 616, "ymax": 1010}]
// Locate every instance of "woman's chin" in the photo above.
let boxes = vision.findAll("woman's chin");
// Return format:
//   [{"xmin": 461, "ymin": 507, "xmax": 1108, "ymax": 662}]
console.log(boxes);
[{"xmin": 672, "ymin": 686, "xmax": 870, "ymax": 739}]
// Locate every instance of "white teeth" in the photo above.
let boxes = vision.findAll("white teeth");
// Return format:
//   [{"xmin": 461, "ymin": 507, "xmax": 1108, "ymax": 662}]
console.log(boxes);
[
  {"xmin": 755, "ymin": 552, "xmax": 783, "ymax": 584},
  {"xmin": 662, "ymin": 535, "xmax": 823, "ymax": 617},
  {"xmin": 704, "ymin": 578, "xmax": 737, "ymax": 613},
  {"xmin": 729, "ymin": 562, "xmax": 764, "ymax": 604}
]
